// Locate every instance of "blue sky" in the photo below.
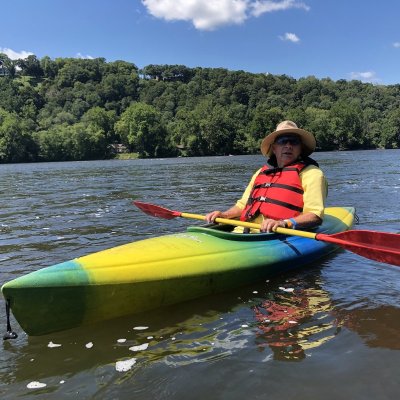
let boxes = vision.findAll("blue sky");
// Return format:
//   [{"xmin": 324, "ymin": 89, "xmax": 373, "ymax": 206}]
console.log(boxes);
[{"xmin": 2, "ymin": 0, "xmax": 400, "ymax": 84}]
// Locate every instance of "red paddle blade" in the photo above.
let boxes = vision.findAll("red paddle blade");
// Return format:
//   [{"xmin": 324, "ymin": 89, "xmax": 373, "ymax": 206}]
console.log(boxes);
[
  {"xmin": 317, "ymin": 230, "xmax": 400, "ymax": 266},
  {"xmin": 133, "ymin": 201, "xmax": 181, "ymax": 220}
]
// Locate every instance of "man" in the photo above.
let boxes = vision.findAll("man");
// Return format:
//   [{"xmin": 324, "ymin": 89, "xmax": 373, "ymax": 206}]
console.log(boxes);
[{"xmin": 205, "ymin": 120, "xmax": 328, "ymax": 233}]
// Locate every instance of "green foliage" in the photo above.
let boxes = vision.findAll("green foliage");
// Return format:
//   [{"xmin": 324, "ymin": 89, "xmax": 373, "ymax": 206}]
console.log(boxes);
[
  {"xmin": 34, "ymin": 123, "xmax": 108, "ymax": 161},
  {"xmin": 0, "ymin": 54, "xmax": 399, "ymax": 163},
  {"xmin": 0, "ymin": 108, "xmax": 37, "ymax": 162},
  {"xmin": 16, "ymin": 55, "xmax": 43, "ymax": 78},
  {"xmin": 115, "ymin": 102, "xmax": 167, "ymax": 157}
]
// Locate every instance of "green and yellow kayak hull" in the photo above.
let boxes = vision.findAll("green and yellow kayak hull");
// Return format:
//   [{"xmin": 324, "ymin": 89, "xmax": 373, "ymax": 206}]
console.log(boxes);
[{"xmin": 1, "ymin": 207, "xmax": 354, "ymax": 336}]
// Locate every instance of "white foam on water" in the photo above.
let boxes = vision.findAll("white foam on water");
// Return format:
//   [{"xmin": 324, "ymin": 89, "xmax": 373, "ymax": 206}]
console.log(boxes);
[
  {"xmin": 85, "ymin": 342, "xmax": 93, "ymax": 348},
  {"xmin": 115, "ymin": 358, "xmax": 137, "ymax": 372},
  {"xmin": 262, "ymin": 354, "xmax": 274, "ymax": 362},
  {"xmin": 27, "ymin": 381, "xmax": 47, "ymax": 389},
  {"xmin": 279, "ymin": 287, "xmax": 295, "ymax": 293},
  {"xmin": 117, "ymin": 338, "xmax": 127, "ymax": 343},
  {"xmin": 48, "ymin": 341, "xmax": 62, "ymax": 348},
  {"xmin": 133, "ymin": 326, "xmax": 148, "ymax": 330},
  {"xmin": 129, "ymin": 343, "xmax": 149, "ymax": 352}
]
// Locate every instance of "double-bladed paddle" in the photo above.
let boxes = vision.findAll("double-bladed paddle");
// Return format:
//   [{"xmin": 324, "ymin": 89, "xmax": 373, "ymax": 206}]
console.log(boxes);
[{"xmin": 133, "ymin": 201, "xmax": 400, "ymax": 267}]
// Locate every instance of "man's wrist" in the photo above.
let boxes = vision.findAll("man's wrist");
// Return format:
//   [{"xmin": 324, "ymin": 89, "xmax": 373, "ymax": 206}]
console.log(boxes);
[
  {"xmin": 283, "ymin": 218, "xmax": 297, "ymax": 229},
  {"xmin": 283, "ymin": 219, "xmax": 292, "ymax": 228}
]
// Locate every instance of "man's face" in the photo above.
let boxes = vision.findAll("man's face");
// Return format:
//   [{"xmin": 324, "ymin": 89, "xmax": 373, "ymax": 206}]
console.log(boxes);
[{"xmin": 272, "ymin": 134, "xmax": 302, "ymax": 167}]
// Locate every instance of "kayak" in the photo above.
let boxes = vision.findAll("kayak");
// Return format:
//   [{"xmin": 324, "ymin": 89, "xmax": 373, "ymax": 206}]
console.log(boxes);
[{"xmin": 1, "ymin": 206, "xmax": 354, "ymax": 336}]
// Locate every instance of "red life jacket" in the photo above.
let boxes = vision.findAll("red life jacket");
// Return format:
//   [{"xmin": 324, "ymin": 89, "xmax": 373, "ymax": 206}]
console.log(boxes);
[{"xmin": 240, "ymin": 162, "xmax": 308, "ymax": 221}]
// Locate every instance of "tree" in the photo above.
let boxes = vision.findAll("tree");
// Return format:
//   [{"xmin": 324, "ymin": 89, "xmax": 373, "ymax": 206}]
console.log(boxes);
[
  {"xmin": 34, "ymin": 126, "xmax": 74, "ymax": 161},
  {"xmin": 16, "ymin": 55, "xmax": 43, "ymax": 78},
  {"xmin": 199, "ymin": 104, "xmax": 236, "ymax": 155},
  {"xmin": 69, "ymin": 123, "xmax": 108, "ymax": 160},
  {"xmin": 55, "ymin": 58, "xmax": 105, "ymax": 87},
  {"xmin": 115, "ymin": 102, "xmax": 167, "ymax": 157},
  {"xmin": 34, "ymin": 122, "xmax": 108, "ymax": 161},
  {"xmin": 40, "ymin": 56, "xmax": 59, "ymax": 78},
  {"xmin": 328, "ymin": 101, "xmax": 363, "ymax": 149},
  {"xmin": 0, "ymin": 53, "xmax": 16, "ymax": 77},
  {"xmin": 246, "ymin": 105, "xmax": 284, "ymax": 152},
  {"xmin": 0, "ymin": 108, "xmax": 37, "ymax": 162},
  {"xmin": 304, "ymin": 107, "xmax": 336, "ymax": 150},
  {"xmin": 379, "ymin": 108, "xmax": 400, "ymax": 148},
  {"xmin": 82, "ymin": 107, "xmax": 117, "ymax": 142}
]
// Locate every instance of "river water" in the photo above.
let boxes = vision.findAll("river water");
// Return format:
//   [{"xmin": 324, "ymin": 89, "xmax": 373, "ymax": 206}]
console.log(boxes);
[{"xmin": 0, "ymin": 150, "xmax": 399, "ymax": 399}]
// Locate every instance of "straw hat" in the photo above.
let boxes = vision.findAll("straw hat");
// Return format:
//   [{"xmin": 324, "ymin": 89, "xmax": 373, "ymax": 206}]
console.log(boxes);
[{"xmin": 260, "ymin": 120, "xmax": 316, "ymax": 157}]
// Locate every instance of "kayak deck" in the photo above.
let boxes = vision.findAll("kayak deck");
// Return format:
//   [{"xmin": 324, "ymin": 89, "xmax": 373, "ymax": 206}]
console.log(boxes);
[{"xmin": 2, "ymin": 207, "xmax": 354, "ymax": 336}]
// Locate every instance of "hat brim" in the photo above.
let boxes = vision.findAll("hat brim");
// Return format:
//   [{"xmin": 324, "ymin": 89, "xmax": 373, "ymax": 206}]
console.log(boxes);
[{"xmin": 260, "ymin": 127, "xmax": 316, "ymax": 157}]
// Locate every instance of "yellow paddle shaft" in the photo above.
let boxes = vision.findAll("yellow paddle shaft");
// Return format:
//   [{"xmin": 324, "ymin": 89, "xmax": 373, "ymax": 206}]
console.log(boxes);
[{"xmin": 180, "ymin": 212, "xmax": 318, "ymax": 240}]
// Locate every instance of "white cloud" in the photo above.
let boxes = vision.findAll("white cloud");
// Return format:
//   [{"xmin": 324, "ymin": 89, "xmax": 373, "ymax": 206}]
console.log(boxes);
[
  {"xmin": 76, "ymin": 53, "xmax": 94, "ymax": 59},
  {"xmin": 393, "ymin": 42, "xmax": 400, "ymax": 48},
  {"xmin": 279, "ymin": 32, "xmax": 300, "ymax": 42},
  {"xmin": 142, "ymin": 0, "xmax": 248, "ymax": 30},
  {"xmin": 0, "ymin": 47, "xmax": 34, "ymax": 60},
  {"xmin": 349, "ymin": 71, "xmax": 380, "ymax": 83},
  {"xmin": 141, "ymin": 0, "xmax": 310, "ymax": 31},
  {"xmin": 250, "ymin": 0, "xmax": 310, "ymax": 17}
]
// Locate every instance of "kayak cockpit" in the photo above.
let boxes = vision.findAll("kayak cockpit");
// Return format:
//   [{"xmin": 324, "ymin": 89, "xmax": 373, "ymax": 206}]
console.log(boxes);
[{"xmin": 187, "ymin": 224, "xmax": 284, "ymax": 241}]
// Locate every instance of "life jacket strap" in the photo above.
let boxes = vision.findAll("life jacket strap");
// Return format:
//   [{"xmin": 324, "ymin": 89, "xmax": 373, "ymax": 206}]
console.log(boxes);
[
  {"xmin": 252, "ymin": 182, "xmax": 304, "ymax": 194},
  {"xmin": 249, "ymin": 196, "xmax": 304, "ymax": 213}
]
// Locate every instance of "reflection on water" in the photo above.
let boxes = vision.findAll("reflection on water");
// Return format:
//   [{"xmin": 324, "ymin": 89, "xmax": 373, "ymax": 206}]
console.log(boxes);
[
  {"xmin": 1, "ymin": 151, "xmax": 400, "ymax": 399},
  {"xmin": 254, "ymin": 282, "xmax": 338, "ymax": 361}
]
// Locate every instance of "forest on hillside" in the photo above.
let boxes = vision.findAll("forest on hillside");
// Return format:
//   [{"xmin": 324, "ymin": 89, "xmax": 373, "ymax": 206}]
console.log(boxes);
[{"xmin": 1, "ymin": 53, "xmax": 400, "ymax": 163}]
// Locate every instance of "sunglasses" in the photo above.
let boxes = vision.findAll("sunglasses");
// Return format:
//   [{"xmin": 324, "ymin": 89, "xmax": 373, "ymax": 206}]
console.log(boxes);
[{"xmin": 274, "ymin": 136, "xmax": 301, "ymax": 146}]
